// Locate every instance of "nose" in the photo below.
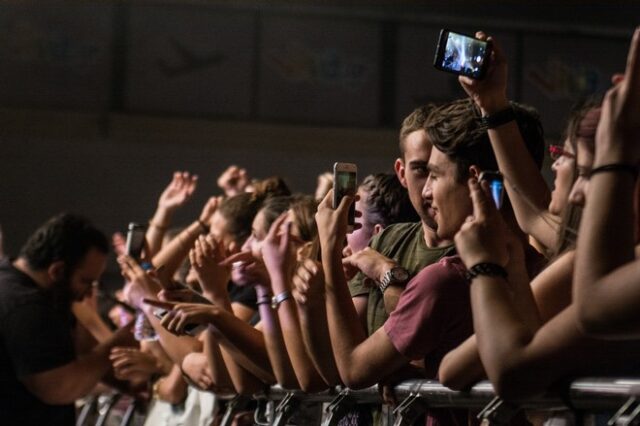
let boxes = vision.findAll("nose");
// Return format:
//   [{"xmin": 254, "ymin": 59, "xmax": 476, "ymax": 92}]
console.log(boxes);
[
  {"xmin": 241, "ymin": 235, "xmax": 252, "ymax": 253},
  {"xmin": 568, "ymin": 176, "xmax": 588, "ymax": 207},
  {"xmin": 422, "ymin": 175, "xmax": 433, "ymax": 200}
]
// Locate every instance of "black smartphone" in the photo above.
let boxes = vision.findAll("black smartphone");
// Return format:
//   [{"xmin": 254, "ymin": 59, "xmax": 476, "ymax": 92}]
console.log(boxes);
[
  {"xmin": 434, "ymin": 29, "xmax": 492, "ymax": 80},
  {"xmin": 152, "ymin": 308, "xmax": 207, "ymax": 337},
  {"xmin": 479, "ymin": 171, "xmax": 504, "ymax": 209},
  {"xmin": 125, "ymin": 223, "xmax": 146, "ymax": 260},
  {"xmin": 332, "ymin": 162, "xmax": 358, "ymax": 231}
]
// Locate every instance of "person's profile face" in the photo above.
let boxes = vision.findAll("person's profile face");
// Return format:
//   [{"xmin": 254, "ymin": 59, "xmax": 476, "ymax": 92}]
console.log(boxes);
[
  {"xmin": 401, "ymin": 130, "xmax": 437, "ymax": 229},
  {"xmin": 66, "ymin": 248, "xmax": 107, "ymax": 302}
]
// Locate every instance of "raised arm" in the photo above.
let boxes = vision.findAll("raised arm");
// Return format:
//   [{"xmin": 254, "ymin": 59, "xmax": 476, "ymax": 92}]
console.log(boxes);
[
  {"xmin": 316, "ymin": 191, "xmax": 407, "ymax": 389},
  {"xmin": 146, "ymin": 171, "xmax": 198, "ymax": 257},
  {"xmin": 152, "ymin": 196, "xmax": 221, "ymax": 286},
  {"xmin": 262, "ymin": 214, "xmax": 328, "ymax": 392},
  {"xmin": 574, "ymin": 28, "xmax": 640, "ymax": 338},
  {"xmin": 460, "ymin": 32, "xmax": 554, "ymax": 250}
]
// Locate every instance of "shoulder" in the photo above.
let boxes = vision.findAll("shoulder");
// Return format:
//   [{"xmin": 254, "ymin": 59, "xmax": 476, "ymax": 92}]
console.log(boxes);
[
  {"xmin": 0, "ymin": 261, "xmax": 44, "ymax": 317},
  {"xmin": 407, "ymin": 255, "xmax": 468, "ymax": 293},
  {"xmin": 370, "ymin": 222, "xmax": 421, "ymax": 249}
]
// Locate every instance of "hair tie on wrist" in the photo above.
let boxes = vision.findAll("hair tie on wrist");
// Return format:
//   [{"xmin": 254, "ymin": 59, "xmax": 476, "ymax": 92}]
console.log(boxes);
[{"xmin": 589, "ymin": 163, "xmax": 638, "ymax": 179}]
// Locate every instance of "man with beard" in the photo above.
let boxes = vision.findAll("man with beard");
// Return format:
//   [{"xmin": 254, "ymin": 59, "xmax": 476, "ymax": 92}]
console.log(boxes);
[{"xmin": 0, "ymin": 213, "xmax": 134, "ymax": 425}]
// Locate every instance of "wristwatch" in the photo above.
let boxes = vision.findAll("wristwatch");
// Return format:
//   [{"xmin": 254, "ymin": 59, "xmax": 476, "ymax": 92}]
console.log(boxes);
[{"xmin": 378, "ymin": 266, "xmax": 409, "ymax": 293}]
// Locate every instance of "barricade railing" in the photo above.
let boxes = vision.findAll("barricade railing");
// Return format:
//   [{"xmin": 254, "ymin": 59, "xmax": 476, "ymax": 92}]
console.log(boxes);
[{"xmin": 77, "ymin": 377, "xmax": 640, "ymax": 426}]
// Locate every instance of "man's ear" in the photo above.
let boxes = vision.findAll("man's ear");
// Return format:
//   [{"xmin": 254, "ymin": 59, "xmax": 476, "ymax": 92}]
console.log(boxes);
[
  {"xmin": 468, "ymin": 165, "xmax": 482, "ymax": 181},
  {"xmin": 394, "ymin": 158, "xmax": 408, "ymax": 188},
  {"xmin": 47, "ymin": 261, "xmax": 66, "ymax": 283},
  {"xmin": 372, "ymin": 224, "xmax": 384, "ymax": 236}
]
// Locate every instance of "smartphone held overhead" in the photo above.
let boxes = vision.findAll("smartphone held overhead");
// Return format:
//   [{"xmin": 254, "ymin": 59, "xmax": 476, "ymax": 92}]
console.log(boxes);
[
  {"xmin": 434, "ymin": 29, "xmax": 492, "ymax": 80},
  {"xmin": 125, "ymin": 222, "xmax": 146, "ymax": 260}
]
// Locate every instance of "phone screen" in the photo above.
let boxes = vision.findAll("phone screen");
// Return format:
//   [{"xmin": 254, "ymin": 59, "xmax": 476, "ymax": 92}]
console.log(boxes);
[
  {"xmin": 434, "ymin": 30, "xmax": 491, "ymax": 79},
  {"xmin": 333, "ymin": 166, "xmax": 357, "ymax": 227},
  {"xmin": 125, "ymin": 223, "xmax": 146, "ymax": 260},
  {"xmin": 479, "ymin": 171, "xmax": 504, "ymax": 209}
]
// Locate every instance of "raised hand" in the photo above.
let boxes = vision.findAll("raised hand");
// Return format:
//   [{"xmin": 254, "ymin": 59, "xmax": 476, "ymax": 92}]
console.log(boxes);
[
  {"xmin": 118, "ymin": 256, "xmax": 163, "ymax": 308},
  {"xmin": 217, "ymin": 165, "xmax": 250, "ymax": 197},
  {"xmin": 261, "ymin": 213, "xmax": 296, "ymax": 283},
  {"xmin": 595, "ymin": 27, "xmax": 640, "ymax": 165},
  {"xmin": 199, "ymin": 196, "xmax": 224, "ymax": 228},
  {"xmin": 112, "ymin": 232, "xmax": 127, "ymax": 257},
  {"xmin": 454, "ymin": 179, "xmax": 510, "ymax": 269},
  {"xmin": 222, "ymin": 250, "xmax": 270, "ymax": 287},
  {"xmin": 458, "ymin": 31, "xmax": 509, "ymax": 114},
  {"xmin": 189, "ymin": 234, "xmax": 231, "ymax": 296},
  {"xmin": 292, "ymin": 258, "xmax": 325, "ymax": 305},
  {"xmin": 158, "ymin": 171, "xmax": 198, "ymax": 211},
  {"xmin": 315, "ymin": 189, "xmax": 359, "ymax": 256}
]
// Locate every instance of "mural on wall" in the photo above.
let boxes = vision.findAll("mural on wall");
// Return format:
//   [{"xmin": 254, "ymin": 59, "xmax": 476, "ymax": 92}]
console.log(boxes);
[
  {"xmin": 125, "ymin": 6, "xmax": 255, "ymax": 117},
  {"xmin": 259, "ymin": 16, "xmax": 380, "ymax": 126},
  {"xmin": 0, "ymin": 3, "xmax": 113, "ymax": 109},
  {"xmin": 522, "ymin": 34, "xmax": 628, "ymax": 136}
]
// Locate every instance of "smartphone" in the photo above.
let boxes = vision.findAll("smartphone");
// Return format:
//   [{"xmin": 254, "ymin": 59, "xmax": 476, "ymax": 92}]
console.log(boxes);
[
  {"xmin": 125, "ymin": 222, "xmax": 146, "ymax": 260},
  {"xmin": 333, "ymin": 162, "xmax": 358, "ymax": 231},
  {"xmin": 479, "ymin": 171, "xmax": 504, "ymax": 209},
  {"xmin": 434, "ymin": 29, "xmax": 492, "ymax": 80},
  {"xmin": 152, "ymin": 308, "xmax": 207, "ymax": 337}
]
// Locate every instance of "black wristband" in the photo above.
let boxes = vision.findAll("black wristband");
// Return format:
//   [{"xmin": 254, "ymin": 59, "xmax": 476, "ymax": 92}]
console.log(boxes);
[
  {"xmin": 465, "ymin": 262, "xmax": 508, "ymax": 281},
  {"xmin": 589, "ymin": 163, "xmax": 638, "ymax": 179},
  {"xmin": 481, "ymin": 106, "xmax": 516, "ymax": 129}
]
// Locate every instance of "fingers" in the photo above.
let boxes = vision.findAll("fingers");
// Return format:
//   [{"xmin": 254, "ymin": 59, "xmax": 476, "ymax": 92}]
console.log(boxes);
[
  {"xmin": 221, "ymin": 250, "xmax": 254, "ymax": 265},
  {"xmin": 319, "ymin": 189, "xmax": 334, "ymax": 209},
  {"xmin": 468, "ymin": 178, "xmax": 495, "ymax": 221},
  {"xmin": 623, "ymin": 27, "xmax": 640, "ymax": 92},
  {"xmin": 267, "ymin": 212, "xmax": 289, "ymax": 241},
  {"xmin": 142, "ymin": 298, "xmax": 176, "ymax": 309}
]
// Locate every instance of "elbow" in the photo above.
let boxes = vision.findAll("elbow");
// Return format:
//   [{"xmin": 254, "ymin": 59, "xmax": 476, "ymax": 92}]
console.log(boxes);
[
  {"xmin": 439, "ymin": 361, "xmax": 474, "ymax": 391},
  {"xmin": 340, "ymin": 370, "xmax": 373, "ymax": 390},
  {"xmin": 488, "ymin": 364, "xmax": 542, "ymax": 401},
  {"xmin": 576, "ymin": 304, "xmax": 613, "ymax": 338},
  {"xmin": 298, "ymin": 377, "xmax": 329, "ymax": 393}
]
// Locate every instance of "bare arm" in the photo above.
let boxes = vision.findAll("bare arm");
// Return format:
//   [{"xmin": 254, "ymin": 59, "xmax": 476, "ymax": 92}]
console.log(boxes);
[
  {"xmin": 22, "ymin": 325, "xmax": 136, "ymax": 405},
  {"xmin": 574, "ymin": 31, "xmax": 640, "ymax": 338},
  {"xmin": 460, "ymin": 31, "xmax": 554, "ymax": 250}
]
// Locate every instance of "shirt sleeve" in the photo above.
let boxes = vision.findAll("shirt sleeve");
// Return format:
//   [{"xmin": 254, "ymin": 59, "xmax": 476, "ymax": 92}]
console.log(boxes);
[
  {"xmin": 383, "ymin": 258, "xmax": 469, "ymax": 360},
  {"xmin": 2, "ymin": 300, "xmax": 75, "ymax": 378}
]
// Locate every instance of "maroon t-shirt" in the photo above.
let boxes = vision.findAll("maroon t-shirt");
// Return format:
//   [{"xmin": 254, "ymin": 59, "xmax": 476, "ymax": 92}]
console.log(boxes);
[{"xmin": 384, "ymin": 255, "xmax": 474, "ymax": 426}]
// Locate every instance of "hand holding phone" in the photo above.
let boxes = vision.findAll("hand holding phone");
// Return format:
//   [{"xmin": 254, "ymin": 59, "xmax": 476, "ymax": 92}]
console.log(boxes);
[
  {"xmin": 332, "ymin": 162, "xmax": 357, "ymax": 231},
  {"xmin": 434, "ymin": 29, "xmax": 492, "ymax": 80},
  {"xmin": 125, "ymin": 223, "xmax": 146, "ymax": 260},
  {"xmin": 479, "ymin": 171, "xmax": 504, "ymax": 209}
]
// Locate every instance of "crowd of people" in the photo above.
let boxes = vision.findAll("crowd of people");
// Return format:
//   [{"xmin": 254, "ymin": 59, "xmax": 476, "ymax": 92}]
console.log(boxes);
[{"xmin": 1, "ymin": 28, "xmax": 640, "ymax": 425}]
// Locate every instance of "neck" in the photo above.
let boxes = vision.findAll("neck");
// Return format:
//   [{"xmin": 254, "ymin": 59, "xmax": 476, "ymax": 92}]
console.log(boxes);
[
  {"xmin": 422, "ymin": 222, "xmax": 453, "ymax": 248},
  {"xmin": 13, "ymin": 257, "xmax": 51, "ymax": 289}
]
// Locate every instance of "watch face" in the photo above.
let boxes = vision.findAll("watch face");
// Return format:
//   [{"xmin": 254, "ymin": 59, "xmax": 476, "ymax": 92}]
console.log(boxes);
[{"xmin": 391, "ymin": 267, "xmax": 409, "ymax": 282}]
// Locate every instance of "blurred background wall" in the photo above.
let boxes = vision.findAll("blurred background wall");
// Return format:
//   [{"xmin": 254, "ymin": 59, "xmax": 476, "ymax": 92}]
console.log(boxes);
[{"xmin": 0, "ymin": 0, "xmax": 638, "ymax": 266}]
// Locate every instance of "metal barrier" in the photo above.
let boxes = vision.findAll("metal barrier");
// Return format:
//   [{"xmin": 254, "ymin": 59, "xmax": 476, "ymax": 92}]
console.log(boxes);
[{"xmin": 78, "ymin": 378, "xmax": 640, "ymax": 426}]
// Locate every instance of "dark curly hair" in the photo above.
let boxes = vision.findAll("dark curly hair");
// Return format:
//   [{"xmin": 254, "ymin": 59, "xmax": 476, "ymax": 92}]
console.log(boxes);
[
  {"xmin": 425, "ymin": 99, "xmax": 545, "ymax": 182},
  {"xmin": 20, "ymin": 213, "xmax": 109, "ymax": 271},
  {"xmin": 360, "ymin": 173, "xmax": 419, "ymax": 227}
]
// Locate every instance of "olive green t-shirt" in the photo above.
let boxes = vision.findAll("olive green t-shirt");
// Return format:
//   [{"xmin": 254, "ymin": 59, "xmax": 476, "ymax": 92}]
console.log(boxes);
[{"xmin": 348, "ymin": 222, "xmax": 456, "ymax": 336}]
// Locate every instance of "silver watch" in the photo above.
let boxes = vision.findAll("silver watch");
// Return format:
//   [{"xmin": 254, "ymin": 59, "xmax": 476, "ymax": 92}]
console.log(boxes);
[{"xmin": 378, "ymin": 266, "xmax": 409, "ymax": 293}]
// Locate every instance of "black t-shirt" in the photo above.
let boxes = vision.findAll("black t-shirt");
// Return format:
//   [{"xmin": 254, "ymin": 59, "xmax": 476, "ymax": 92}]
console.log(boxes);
[{"xmin": 0, "ymin": 258, "xmax": 76, "ymax": 425}]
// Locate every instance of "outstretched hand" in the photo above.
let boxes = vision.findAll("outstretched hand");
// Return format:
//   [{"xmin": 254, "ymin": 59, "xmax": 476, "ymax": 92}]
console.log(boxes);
[
  {"xmin": 118, "ymin": 256, "xmax": 163, "ymax": 309},
  {"xmin": 143, "ymin": 299, "xmax": 216, "ymax": 336},
  {"xmin": 458, "ymin": 31, "xmax": 509, "ymax": 114},
  {"xmin": 189, "ymin": 234, "xmax": 232, "ymax": 296},
  {"xmin": 261, "ymin": 213, "xmax": 297, "ymax": 283},
  {"xmin": 158, "ymin": 171, "xmax": 198, "ymax": 211},
  {"xmin": 217, "ymin": 165, "xmax": 250, "ymax": 197},
  {"xmin": 595, "ymin": 27, "xmax": 640, "ymax": 165},
  {"xmin": 454, "ymin": 179, "xmax": 510, "ymax": 269}
]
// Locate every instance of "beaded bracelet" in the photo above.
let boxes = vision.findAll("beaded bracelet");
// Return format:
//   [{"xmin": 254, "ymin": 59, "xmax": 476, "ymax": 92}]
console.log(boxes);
[{"xmin": 465, "ymin": 262, "xmax": 508, "ymax": 282}]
